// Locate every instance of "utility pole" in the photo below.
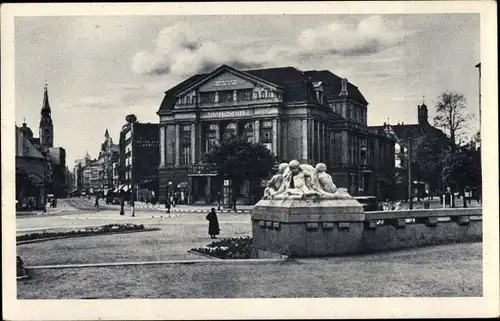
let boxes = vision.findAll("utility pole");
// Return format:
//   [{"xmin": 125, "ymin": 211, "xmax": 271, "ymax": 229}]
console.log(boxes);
[
  {"xmin": 475, "ymin": 63, "xmax": 481, "ymax": 128},
  {"xmin": 442, "ymin": 143, "xmax": 446, "ymax": 209},
  {"xmin": 408, "ymin": 138, "xmax": 413, "ymax": 210}
]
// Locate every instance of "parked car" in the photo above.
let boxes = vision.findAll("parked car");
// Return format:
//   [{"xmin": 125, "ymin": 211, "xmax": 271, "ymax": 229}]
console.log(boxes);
[{"xmin": 354, "ymin": 196, "xmax": 380, "ymax": 212}]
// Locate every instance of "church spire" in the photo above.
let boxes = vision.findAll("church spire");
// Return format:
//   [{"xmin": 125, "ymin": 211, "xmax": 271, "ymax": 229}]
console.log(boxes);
[
  {"xmin": 105, "ymin": 128, "xmax": 109, "ymax": 137},
  {"xmin": 41, "ymin": 83, "xmax": 51, "ymax": 114},
  {"xmin": 39, "ymin": 83, "xmax": 54, "ymax": 148}
]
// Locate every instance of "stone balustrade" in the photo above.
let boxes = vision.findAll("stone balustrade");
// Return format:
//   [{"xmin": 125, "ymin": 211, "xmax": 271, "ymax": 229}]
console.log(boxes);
[{"xmin": 251, "ymin": 206, "xmax": 482, "ymax": 258}]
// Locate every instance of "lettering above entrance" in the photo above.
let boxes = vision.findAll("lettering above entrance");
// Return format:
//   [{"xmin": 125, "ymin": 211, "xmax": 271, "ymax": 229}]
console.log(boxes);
[{"xmin": 199, "ymin": 72, "xmax": 255, "ymax": 92}]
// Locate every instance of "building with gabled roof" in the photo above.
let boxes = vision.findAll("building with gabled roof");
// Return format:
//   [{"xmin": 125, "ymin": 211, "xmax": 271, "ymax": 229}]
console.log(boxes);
[
  {"xmin": 369, "ymin": 102, "xmax": 451, "ymax": 199},
  {"xmin": 16, "ymin": 85, "xmax": 68, "ymax": 209},
  {"xmin": 157, "ymin": 64, "xmax": 395, "ymax": 204}
]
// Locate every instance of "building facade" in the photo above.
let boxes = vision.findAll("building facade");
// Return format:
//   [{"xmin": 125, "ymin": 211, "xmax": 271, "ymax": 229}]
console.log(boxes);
[
  {"xmin": 370, "ymin": 102, "xmax": 451, "ymax": 199},
  {"xmin": 16, "ymin": 85, "xmax": 67, "ymax": 204},
  {"xmin": 156, "ymin": 65, "xmax": 395, "ymax": 204},
  {"xmin": 119, "ymin": 121, "xmax": 160, "ymax": 201},
  {"xmin": 15, "ymin": 124, "xmax": 48, "ymax": 209}
]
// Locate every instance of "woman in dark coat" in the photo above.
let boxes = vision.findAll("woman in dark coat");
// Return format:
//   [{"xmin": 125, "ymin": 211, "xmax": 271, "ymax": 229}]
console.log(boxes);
[{"xmin": 206, "ymin": 207, "xmax": 220, "ymax": 239}]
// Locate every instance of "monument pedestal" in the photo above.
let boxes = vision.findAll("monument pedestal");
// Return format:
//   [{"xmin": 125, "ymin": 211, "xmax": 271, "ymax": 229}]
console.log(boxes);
[{"xmin": 251, "ymin": 198, "xmax": 365, "ymax": 258}]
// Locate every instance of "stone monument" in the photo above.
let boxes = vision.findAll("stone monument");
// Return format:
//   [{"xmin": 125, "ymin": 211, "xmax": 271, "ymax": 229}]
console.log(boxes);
[{"xmin": 252, "ymin": 160, "xmax": 365, "ymax": 258}]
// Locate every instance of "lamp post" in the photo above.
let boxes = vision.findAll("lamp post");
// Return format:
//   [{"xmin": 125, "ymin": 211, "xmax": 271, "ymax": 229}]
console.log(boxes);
[
  {"xmin": 475, "ymin": 63, "xmax": 481, "ymax": 128},
  {"xmin": 171, "ymin": 141, "xmax": 175, "ymax": 206},
  {"xmin": 359, "ymin": 144, "xmax": 367, "ymax": 196},
  {"xmin": 126, "ymin": 114, "xmax": 137, "ymax": 217},
  {"xmin": 408, "ymin": 137, "xmax": 413, "ymax": 210}
]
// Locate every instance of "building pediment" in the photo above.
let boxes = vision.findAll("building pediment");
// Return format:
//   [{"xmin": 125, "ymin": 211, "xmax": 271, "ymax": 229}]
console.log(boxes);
[
  {"xmin": 198, "ymin": 71, "xmax": 256, "ymax": 92},
  {"xmin": 174, "ymin": 65, "xmax": 283, "ymax": 107}
]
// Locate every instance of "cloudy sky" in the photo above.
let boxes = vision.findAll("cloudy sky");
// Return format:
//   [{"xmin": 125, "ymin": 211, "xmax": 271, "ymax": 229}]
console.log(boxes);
[{"xmin": 15, "ymin": 14, "xmax": 480, "ymax": 166}]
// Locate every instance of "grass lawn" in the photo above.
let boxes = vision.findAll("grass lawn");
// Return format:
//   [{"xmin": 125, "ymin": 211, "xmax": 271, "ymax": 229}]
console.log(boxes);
[
  {"xmin": 17, "ymin": 222, "xmax": 250, "ymax": 266},
  {"xmin": 17, "ymin": 243, "xmax": 482, "ymax": 298}
]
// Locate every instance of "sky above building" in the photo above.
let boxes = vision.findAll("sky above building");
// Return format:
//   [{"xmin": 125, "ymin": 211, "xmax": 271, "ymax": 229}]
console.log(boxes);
[{"xmin": 15, "ymin": 13, "xmax": 480, "ymax": 166}]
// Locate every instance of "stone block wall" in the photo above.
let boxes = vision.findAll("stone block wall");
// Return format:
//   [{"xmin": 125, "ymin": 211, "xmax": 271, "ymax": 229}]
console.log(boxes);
[{"xmin": 252, "ymin": 204, "xmax": 482, "ymax": 258}]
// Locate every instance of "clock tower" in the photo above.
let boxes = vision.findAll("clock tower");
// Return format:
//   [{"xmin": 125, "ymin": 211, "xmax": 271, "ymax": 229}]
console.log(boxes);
[{"xmin": 39, "ymin": 84, "xmax": 54, "ymax": 148}]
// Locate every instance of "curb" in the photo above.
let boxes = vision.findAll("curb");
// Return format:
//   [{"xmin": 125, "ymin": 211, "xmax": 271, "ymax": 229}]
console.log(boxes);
[
  {"xmin": 140, "ymin": 207, "xmax": 252, "ymax": 213},
  {"xmin": 25, "ymin": 257, "xmax": 290, "ymax": 269}
]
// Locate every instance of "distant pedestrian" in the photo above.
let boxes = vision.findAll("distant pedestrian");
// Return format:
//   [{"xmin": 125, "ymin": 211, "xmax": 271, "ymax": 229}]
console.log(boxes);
[
  {"xmin": 206, "ymin": 207, "xmax": 220, "ymax": 239},
  {"xmin": 94, "ymin": 195, "xmax": 99, "ymax": 207},
  {"xmin": 165, "ymin": 199, "xmax": 171, "ymax": 214}
]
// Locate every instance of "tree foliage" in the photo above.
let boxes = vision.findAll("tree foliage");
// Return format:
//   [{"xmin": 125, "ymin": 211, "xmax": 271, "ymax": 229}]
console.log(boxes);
[
  {"xmin": 203, "ymin": 138, "xmax": 276, "ymax": 184},
  {"xmin": 411, "ymin": 134, "xmax": 445, "ymax": 190},
  {"xmin": 433, "ymin": 91, "xmax": 471, "ymax": 150},
  {"xmin": 443, "ymin": 142, "xmax": 481, "ymax": 190}
]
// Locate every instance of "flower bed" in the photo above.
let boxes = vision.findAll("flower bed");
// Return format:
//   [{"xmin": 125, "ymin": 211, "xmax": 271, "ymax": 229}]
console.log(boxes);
[
  {"xmin": 17, "ymin": 223, "xmax": 147, "ymax": 243},
  {"xmin": 191, "ymin": 236, "xmax": 253, "ymax": 259}
]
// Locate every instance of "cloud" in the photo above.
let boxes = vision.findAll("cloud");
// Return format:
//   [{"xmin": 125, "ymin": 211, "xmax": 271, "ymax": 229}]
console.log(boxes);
[
  {"xmin": 296, "ymin": 15, "xmax": 409, "ymax": 58},
  {"xmin": 132, "ymin": 16, "xmax": 411, "ymax": 80},
  {"xmin": 132, "ymin": 24, "xmax": 264, "ymax": 78}
]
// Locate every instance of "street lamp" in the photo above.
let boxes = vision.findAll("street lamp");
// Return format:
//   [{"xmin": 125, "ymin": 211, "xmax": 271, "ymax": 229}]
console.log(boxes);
[
  {"xmin": 359, "ymin": 144, "xmax": 367, "ymax": 196},
  {"xmin": 475, "ymin": 63, "xmax": 481, "ymax": 128},
  {"xmin": 125, "ymin": 114, "xmax": 137, "ymax": 217}
]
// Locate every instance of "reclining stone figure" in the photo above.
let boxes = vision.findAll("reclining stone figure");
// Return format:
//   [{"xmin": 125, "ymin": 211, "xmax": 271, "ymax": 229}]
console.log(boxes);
[{"xmin": 264, "ymin": 160, "xmax": 353, "ymax": 200}]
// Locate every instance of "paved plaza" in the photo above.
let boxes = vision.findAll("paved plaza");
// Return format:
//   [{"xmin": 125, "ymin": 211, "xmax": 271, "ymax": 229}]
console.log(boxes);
[{"xmin": 16, "ymin": 199, "xmax": 483, "ymax": 299}]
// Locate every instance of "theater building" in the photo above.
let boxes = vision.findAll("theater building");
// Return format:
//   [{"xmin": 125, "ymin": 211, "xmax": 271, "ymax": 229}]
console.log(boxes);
[{"xmin": 157, "ymin": 65, "xmax": 395, "ymax": 204}]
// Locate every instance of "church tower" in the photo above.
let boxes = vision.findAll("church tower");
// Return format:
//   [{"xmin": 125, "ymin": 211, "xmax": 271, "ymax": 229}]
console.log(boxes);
[{"xmin": 39, "ymin": 84, "xmax": 54, "ymax": 148}]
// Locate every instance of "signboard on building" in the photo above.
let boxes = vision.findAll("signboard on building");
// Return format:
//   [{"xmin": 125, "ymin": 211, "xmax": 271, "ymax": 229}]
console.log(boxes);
[{"xmin": 202, "ymin": 109, "xmax": 253, "ymax": 119}]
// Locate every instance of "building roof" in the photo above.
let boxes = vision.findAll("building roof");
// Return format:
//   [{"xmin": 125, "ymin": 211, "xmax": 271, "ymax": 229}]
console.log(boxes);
[
  {"xmin": 304, "ymin": 70, "xmax": 368, "ymax": 105},
  {"xmin": 158, "ymin": 65, "xmax": 368, "ymax": 112},
  {"xmin": 370, "ymin": 121, "xmax": 449, "ymax": 144},
  {"xmin": 16, "ymin": 126, "xmax": 45, "ymax": 159}
]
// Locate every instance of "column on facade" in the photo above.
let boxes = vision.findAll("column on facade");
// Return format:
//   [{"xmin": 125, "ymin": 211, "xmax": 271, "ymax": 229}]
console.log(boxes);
[
  {"xmin": 316, "ymin": 121, "xmax": 320, "ymax": 162},
  {"xmin": 272, "ymin": 119, "xmax": 278, "ymax": 156},
  {"xmin": 190, "ymin": 123, "xmax": 196, "ymax": 164},
  {"xmin": 311, "ymin": 119, "xmax": 315, "ymax": 163},
  {"xmin": 302, "ymin": 119, "xmax": 308, "ymax": 162},
  {"xmin": 196, "ymin": 122, "xmax": 202, "ymax": 163},
  {"xmin": 321, "ymin": 123, "xmax": 325, "ymax": 162},
  {"xmin": 233, "ymin": 90, "xmax": 237, "ymax": 102},
  {"xmin": 214, "ymin": 123, "xmax": 220, "ymax": 145},
  {"xmin": 254, "ymin": 120, "xmax": 260, "ymax": 143},
  {"xmin": 159, "ymin": 126, "xmax": 165, "ymax": 167},
  {"xmin": 174, "ymin": 124, "xmax": 180, "ymax": 167}
]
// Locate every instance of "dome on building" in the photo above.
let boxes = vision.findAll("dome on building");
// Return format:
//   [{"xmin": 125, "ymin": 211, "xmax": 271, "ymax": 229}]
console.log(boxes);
[{"xmin": 19, "ymin": 121, "xmax": 34, "ymax": 139}]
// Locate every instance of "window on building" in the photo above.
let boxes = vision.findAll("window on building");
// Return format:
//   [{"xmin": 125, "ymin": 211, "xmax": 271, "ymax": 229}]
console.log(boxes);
[
  {"xmin": 243, "ymin": 122, "xmax": 254, "ymax": 143},
  {"xmin": 253, "ymin": 92, "xmax": 258, "ymax": 99},
  {"xmin": 186, "ymin": 96, "xmax": 190, "ymax": 104},
  {"xmin": 237, "ymin": 89, "xmax": 253, "ymax": 101},
  {"xmin": 199, "ymin": 92, "xmax": 216, "ymax": 104},
  {"xmin": 223, "ymin": 123, "xmax": 237, "ymax": 140},
  {"xmin": 268, "ymin": 91, "xmax": 273, "ymax": 98},
  {"xmin": 181, "ymin": 146, "xmax": 191, "ymax": 165},
  {"xmin": 218, "ymin": 90, "xmax": 233, "ymax": 103},
  {"xmin": 261, "ymin": 91, "xmax": 266, "ymax": 99},
  {"xmin": 183, "ymin": 125, "xmax": 191, "ymax": 132}
]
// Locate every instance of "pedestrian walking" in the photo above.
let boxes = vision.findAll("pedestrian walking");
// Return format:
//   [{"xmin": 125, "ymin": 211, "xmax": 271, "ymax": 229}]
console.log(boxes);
[
  {"xmin": 94, "ymin": 195, "xmax": 99, "ymax": 207},
  {"xmin": 206, "ymin": 207, "xmax": 220, "ymax": 239},
  {"xmin": 165, "ymin": 199, "xmax": 171, "ymax": 214}
]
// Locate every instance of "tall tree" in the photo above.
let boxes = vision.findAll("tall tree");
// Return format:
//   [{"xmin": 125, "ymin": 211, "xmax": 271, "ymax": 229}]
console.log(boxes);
[
  {"xmin": 203, "ymin": 138, "xmax": 276, "ymax": 206},
  {"xmin": 433, "ymin": 91, "xmax": 471, "ymax": 153}
]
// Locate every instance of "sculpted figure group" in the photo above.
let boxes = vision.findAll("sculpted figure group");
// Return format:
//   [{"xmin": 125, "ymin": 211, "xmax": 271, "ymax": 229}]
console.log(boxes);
[{"xmin": 263, "ymin": 160, "xmax": 353, "ymax": 200}]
